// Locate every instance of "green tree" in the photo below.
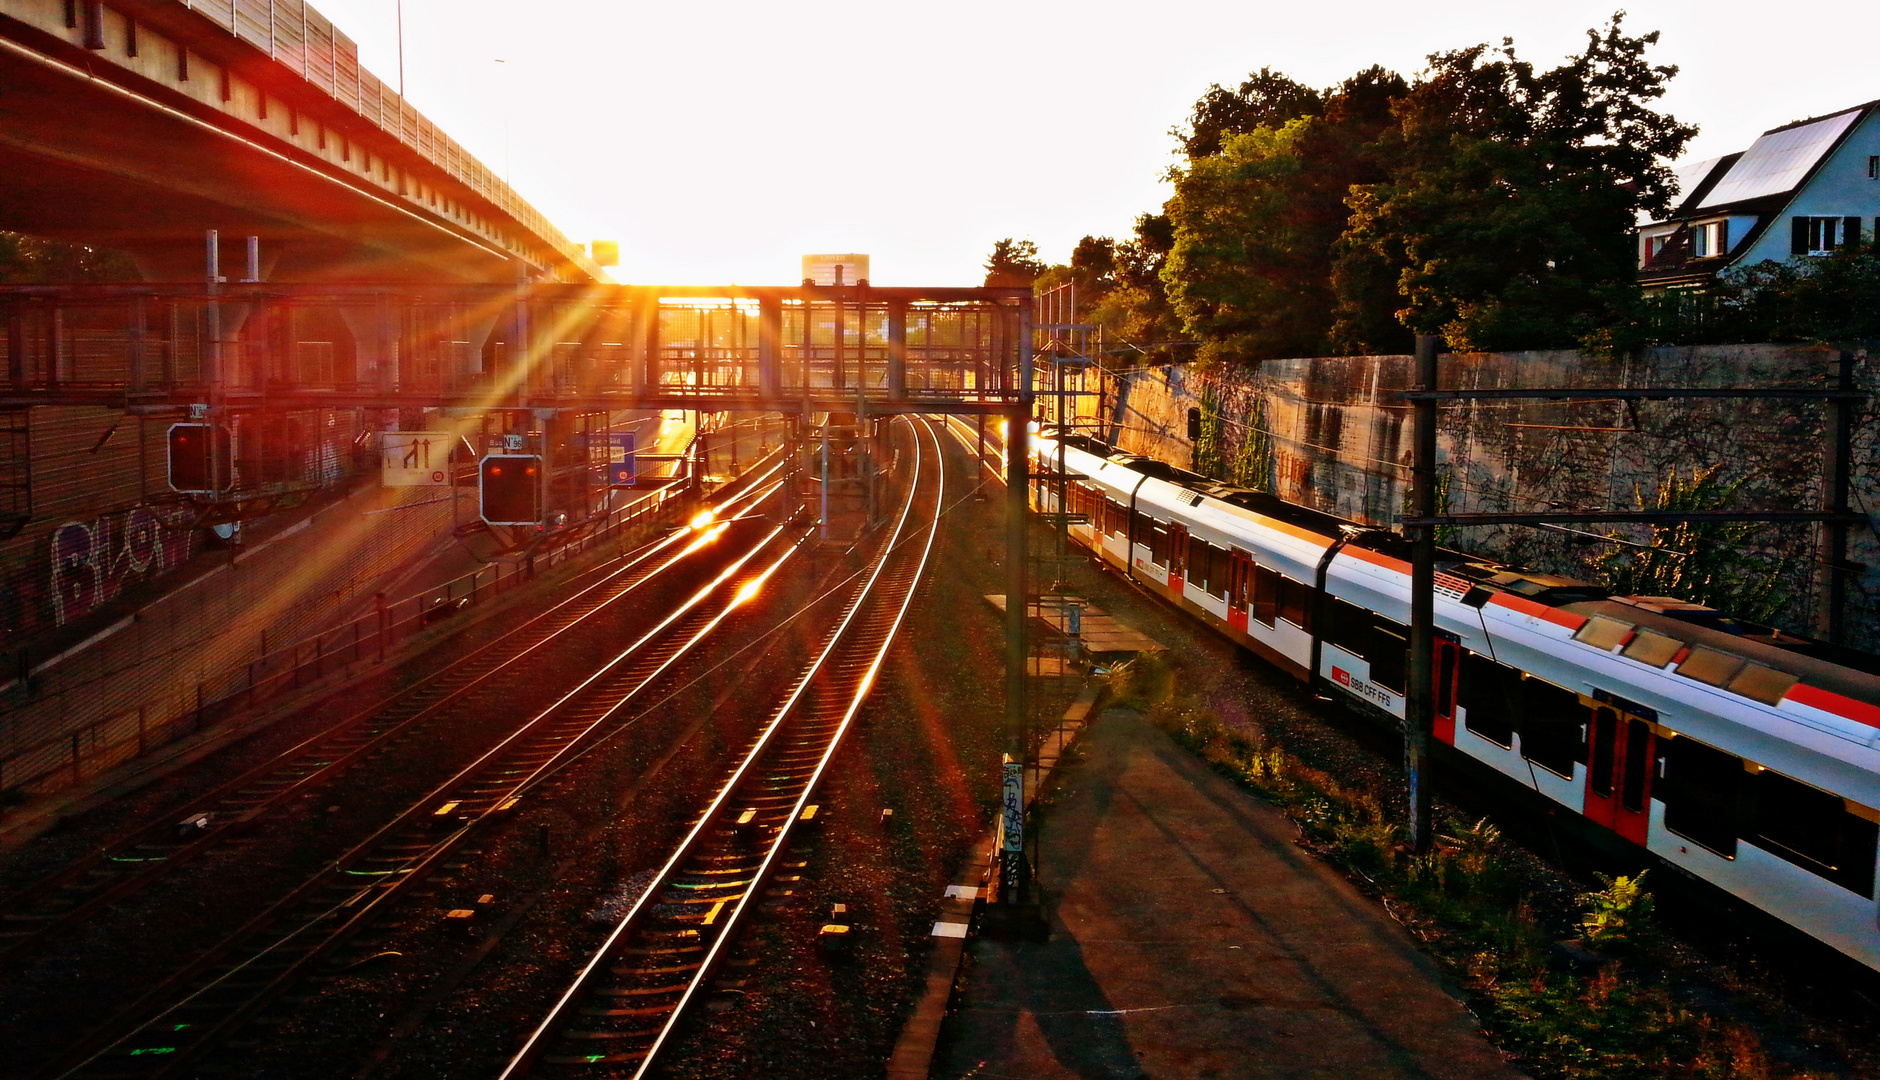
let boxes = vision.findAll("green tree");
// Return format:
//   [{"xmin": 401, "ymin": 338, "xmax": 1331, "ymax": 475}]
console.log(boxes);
[
  {"xmin": 1708, "ymin": 248, "xmax": 1880, "ymax": 343},
  {"xmin": 983, "ymin": 238, "xmax": 1046, "ymax": 288},
  {"xmin": 1160, "ymin": 68, "xmax": 1406, "ymax": 364},
  {"xmin": 1175, "ymin": 67, "xmax": 1323, "ymax": 159},
  {"xmin": 1332, "ymin": 14, "xmax": 1694, "ymax": 352},
  {"xmin": 1083, "ymin": 214, "xmax": 1187, "ymax": 365}
]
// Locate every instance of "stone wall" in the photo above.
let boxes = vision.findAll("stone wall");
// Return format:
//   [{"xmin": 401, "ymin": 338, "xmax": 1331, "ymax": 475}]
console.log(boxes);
[{"xmin": 1079, "ymin": 345, "xmax": 1879, "ymax": 649}]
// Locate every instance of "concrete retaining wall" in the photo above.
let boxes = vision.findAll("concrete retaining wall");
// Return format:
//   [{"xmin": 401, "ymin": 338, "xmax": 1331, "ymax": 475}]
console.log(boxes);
[{"xmin": 1077, "ymin": 344, "xmax": 1879, "ymax": 649}]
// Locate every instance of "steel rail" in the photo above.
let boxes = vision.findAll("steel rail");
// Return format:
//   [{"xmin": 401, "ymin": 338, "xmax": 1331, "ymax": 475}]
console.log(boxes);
[
  {"xmin": 0, "ymin": 469, "xmax": 786, "ymax": 962},
  {"xmin": 38, "ymin": 516, "xmax": 810, "ymax": 1080},
  {"xmin": 498, "ymin": 416, "xmax": 945, "ymax": 1078}
]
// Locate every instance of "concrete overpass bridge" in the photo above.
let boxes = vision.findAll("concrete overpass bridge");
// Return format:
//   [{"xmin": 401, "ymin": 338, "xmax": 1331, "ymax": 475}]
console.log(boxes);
[{"xmin": 0, "ymin": 0, "xmax": 600, "ymax": 283}]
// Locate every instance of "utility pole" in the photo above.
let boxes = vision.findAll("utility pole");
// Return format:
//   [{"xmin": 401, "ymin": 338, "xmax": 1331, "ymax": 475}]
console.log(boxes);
[
  {"xmin": 1405, "ymin": 334, "xmax": 1438, "ymax": 854},
  {"xmin": 1818, "ymin": 349, "xmax": 1856, "ymax": 643},
  {"xmin": 1001, "ymin": 302, "xmax": 1034, "ymax": 906},
  {"xmin": 204, "ymin": 230, "xmax": 223, "ymax": 495}
]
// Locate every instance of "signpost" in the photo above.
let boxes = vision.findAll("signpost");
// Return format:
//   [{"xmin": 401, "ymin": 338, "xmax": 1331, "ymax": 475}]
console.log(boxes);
[{"xmin": 380, "ymin": 431, "xmax": 454, "ymax": 487}]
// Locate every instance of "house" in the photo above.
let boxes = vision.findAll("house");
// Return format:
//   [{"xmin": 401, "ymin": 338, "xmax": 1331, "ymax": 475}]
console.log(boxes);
[{"xmin": 1637, "ymin": 100, "xmax": 1880, "ymax": 291}]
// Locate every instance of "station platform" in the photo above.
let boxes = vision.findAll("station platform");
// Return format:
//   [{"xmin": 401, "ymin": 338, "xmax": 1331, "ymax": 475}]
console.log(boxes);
[
  {"xmin": 931, "ymin": 709, "xmax": 1525, "ymax": 1080},
  {"xmin": 983, "ymin": 595, "xmax": 1167, "ymax": 655}
]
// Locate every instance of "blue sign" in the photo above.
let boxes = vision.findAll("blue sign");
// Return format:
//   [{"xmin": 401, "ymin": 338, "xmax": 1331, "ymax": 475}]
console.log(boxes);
[
  {"xmin": 575, "ymin": 431, "xmax": 639, "ymax": 449},
  {"xmin": 608, "ymin": 462, "xmax": 636, "ymax": 487}
]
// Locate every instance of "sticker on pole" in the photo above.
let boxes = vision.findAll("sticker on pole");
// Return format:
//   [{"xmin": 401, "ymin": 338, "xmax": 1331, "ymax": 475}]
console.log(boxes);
[
  {"xmin": 380, "ymin": 432, "xmax": 453, "ymax": 487},
  {"xmin": 1001, "ymin": 759, "xmax": 1024, "ymax": 853}
]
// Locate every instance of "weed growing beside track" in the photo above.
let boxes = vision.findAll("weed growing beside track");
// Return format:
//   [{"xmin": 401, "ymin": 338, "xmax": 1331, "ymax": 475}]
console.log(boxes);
[{"xmin": 1107, "ymin": 653, "xmax": 1866, "ymax": 1080}]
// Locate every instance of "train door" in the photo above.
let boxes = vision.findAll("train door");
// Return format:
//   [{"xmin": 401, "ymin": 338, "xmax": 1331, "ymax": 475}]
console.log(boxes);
[
  {"xmin": 1582, "ymin": 696, "xmax": 1657, "ymax": 845},
  {"xmin": 1167, "ymin": 523, "xmax": 1189, "ymax": 593},
  {"xmin": 1433, "ymin": 638, "xmax": 1462, "ymax": 744},
  {"xmin": 1226, "ymin": 549, "xmax": 1253, "ymax": 633}
]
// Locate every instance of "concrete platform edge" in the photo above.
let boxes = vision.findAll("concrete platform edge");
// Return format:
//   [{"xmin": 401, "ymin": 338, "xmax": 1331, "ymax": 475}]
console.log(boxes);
[{"xmin": 885, "ymin": 681, "xmax": 1102, "ymax": 1079}]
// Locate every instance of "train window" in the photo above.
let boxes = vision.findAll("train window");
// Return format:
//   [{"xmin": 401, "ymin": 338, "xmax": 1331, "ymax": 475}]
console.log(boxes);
[
  {"xmin": 1252, "ymin": 565, "xmax": 1279, "ymax": 627},
  {"xmin": 1278, "ymin": 577, "xmax": 1313, "ymax": 631},
  {"xmin": 1209, "ymin": 545, "xmax": 1230, "ymax": 600},
  {"xmin": 1458, "ymin": 652, "xmax": 1517, "ymax": 748},
  {"xmin": 1589, "ymin": 708, "xmax": 1619, "ymax": 798},
  {"xmin": 1751, "ymin": 770, "xmax": 1879, "ymax": 898},
  {"xmin": 1148, "ymin": 520, "xmax": 1170, "ymax": 566},
  {"xmin": 1104, "ymin": 498, "xmax": 1126, "ymax": 535},
  {"xmin": 1573, "ymin": 615, "xmax": 1634, "ymax": 651},
  {"xmin": 1323, "ymin": 598, "xmax": 1370, "ymax": 656},
  {"xmin": 1133, "ymin": 510, "xmax": 1155, "ymax": 552},
  {"xmin": 1660, "ymin": 735, "xmax": 1741, "ymax": 857},
  {"xmin": 1727, "ymin": 663, "xmax": 1799, "ymax": 706},
  {"xmin": 1621, "ymin": 630, "xmax": 1683, "ymax": 668},
  {"xmin": 1368, "ymin": 619, "xmax": 1407, "ymax": 693},
  {"xmin": 1516, "ymin": 676, "xmax": 1584, "ymax": 778},
  {"xmin": 1620, "ymin": 718, "xmax": 1652, "ymax": 812},
  {"xmin": 1188, "ymin": 536, "xmax": 1211, "ymax": 593},
  {"xmin": 1677, "ymin": 647, "xmax": 1746, "ymax": 687}
]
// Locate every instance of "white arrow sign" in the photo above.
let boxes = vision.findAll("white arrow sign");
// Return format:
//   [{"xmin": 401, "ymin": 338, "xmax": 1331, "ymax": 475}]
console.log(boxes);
[{"xmin": 380, "ymin": 432, "xmax": 454, "ymax": 487}]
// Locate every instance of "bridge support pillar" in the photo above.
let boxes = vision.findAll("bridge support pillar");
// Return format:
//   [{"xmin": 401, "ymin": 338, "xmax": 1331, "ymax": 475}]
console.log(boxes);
[
  {"xmin": 758, "ymin": 296, "xmax": 783, "ymax": 401},
  {"xmin": 886, "ymin": 300, "xmax": 907, "ymax": 402},
  {"xmin": 631, "ymin": 293, "xmax": 658, "ymax": 400}
]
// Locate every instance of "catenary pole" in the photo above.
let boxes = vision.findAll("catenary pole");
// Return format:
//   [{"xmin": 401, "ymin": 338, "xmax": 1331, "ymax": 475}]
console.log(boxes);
[{"xmin": 1406, "ymin": 334, "xmax": 1439, "ymax": 854}]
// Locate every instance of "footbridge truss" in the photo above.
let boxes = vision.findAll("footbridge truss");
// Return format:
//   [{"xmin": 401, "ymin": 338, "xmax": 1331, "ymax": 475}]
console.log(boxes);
[{"xmin": 0, "ymin": 282, "xmax": 1039, "ymax": 417}]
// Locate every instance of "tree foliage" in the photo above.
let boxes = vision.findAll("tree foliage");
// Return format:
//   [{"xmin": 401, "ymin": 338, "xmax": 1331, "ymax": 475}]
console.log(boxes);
[
  {"xmin": 1055, "ymin": 14, "xmax": 1691, "ymax": 364},
  {"xmin": 1700, "ymin": 248, "xmax": 1880, "ymax": 344},
  {"xmin": 1176, "ymin": 67, "xmax": 1323, "ymax": 159},
  {"xmin": 983, "ymin": 238, "xmax": 1046, "ymax": 288},
  {"xmin": 1335, "ymin": 17, "xmax": 1694, "ymax": 353}
]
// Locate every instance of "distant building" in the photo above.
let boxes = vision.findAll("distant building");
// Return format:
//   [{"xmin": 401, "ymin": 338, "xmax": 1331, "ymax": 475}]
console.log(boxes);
[{"xmin": 1637, "ymin": 101, "xmax": 1880, "ymax": 291}]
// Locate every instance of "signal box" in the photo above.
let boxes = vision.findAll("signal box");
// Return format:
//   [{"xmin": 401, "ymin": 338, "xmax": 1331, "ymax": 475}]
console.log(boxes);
[
  {"xmin": 479, "ymin": 454, "xmax": 542, "ymax": 525},
  {"xmin": 167, "ymin": 423, "xmax": 232, "ymax": 493}
]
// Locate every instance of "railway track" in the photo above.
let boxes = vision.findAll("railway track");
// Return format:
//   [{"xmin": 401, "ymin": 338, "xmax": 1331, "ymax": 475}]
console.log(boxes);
[
  {"xmin": 0, "ymin": 464, "xmax": 787, "ymax": 964},
  {"xmin": 31, "ymin": 500, "xmax": 815, "ymax": 1079},
  {"xmin": 500, "ymin": 415, "xmax": 946, "ymax": 1079}
]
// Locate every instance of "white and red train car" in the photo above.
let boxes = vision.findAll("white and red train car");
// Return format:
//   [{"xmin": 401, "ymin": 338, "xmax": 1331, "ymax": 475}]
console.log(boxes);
[{"xmin": 1028, "ymin": 429, "xmax": 1880, "ymax": 973}]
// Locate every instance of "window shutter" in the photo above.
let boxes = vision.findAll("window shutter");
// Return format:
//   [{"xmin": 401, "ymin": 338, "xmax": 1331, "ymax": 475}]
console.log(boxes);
[
  {"xmin": 1792, "ymin": 217, "xmax": 1810, "ymax": 255},
  {"xmin": 1845, "ymin": 217, "xmax": 1863, "ymax": 252}
]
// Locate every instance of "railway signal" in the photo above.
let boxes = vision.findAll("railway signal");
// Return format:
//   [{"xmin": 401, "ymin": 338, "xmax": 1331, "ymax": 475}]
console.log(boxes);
[
  {"xmin": 167, "ymin": 422, "xmax": 231, "ymax": 493},
  {"xmin": 479, "ymin": 454, "xmax": 541, "ymax": 525}
]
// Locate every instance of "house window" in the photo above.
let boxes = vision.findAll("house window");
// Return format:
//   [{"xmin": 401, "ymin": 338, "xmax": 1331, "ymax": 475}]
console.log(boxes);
[
  {"xmin": 1793, "ymin": 216, "xmax": 1851, "ymax": 255},
  {"xmin": 1690, "ymin": 221, "xmax": 1726, "ymax": 258},
  {"xmin": 1869, "ymin": 155, "xmax": 1879, "ymax": 179}
]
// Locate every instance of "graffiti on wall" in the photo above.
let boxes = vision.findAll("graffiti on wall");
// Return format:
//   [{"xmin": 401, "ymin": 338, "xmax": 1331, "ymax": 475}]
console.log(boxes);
[{"xmin": 49, "ymin": 504, "xmax": 197, "ymax": 626}]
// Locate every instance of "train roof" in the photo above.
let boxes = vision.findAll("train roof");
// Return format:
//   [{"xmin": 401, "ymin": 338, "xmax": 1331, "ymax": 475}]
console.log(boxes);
[
  {"xmin": 1562, "ymin": 598, "xmax": 1880, "ymax": 712},
  {"xmin": 1047, "ymin": 430, "xmax": 1880, "ymax": 709}
]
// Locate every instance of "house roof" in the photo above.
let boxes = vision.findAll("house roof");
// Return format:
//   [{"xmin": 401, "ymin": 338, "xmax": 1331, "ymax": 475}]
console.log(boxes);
[
  {"xmin": 1645, "ymin": 100, "xmax": 1877, "ymax": 224},
  {"xmin": 1638, "ymin": 154, "xmax": 1736, "ymax": 225},
  {"xmin": 1697, "ymin": 107, "xmax": 1864, "ymax": 210}
]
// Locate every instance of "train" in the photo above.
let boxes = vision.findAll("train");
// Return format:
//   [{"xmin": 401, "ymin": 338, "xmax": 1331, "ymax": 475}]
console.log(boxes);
[{"xmin": 1024, "ymin": 426, "xmax": 1880, "ymax": 974}]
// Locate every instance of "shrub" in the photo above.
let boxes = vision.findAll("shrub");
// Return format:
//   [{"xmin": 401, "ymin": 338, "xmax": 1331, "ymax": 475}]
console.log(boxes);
[{"xmin": 1577, "ymin": 871, "xmax": 1654, "ymax": 952}]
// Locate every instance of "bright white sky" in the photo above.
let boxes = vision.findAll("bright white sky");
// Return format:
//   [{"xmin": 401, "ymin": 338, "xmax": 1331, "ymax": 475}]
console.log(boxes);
[{"xmin": 311, "ymin": 0, "xmax": 1878, "ymax": 286}]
